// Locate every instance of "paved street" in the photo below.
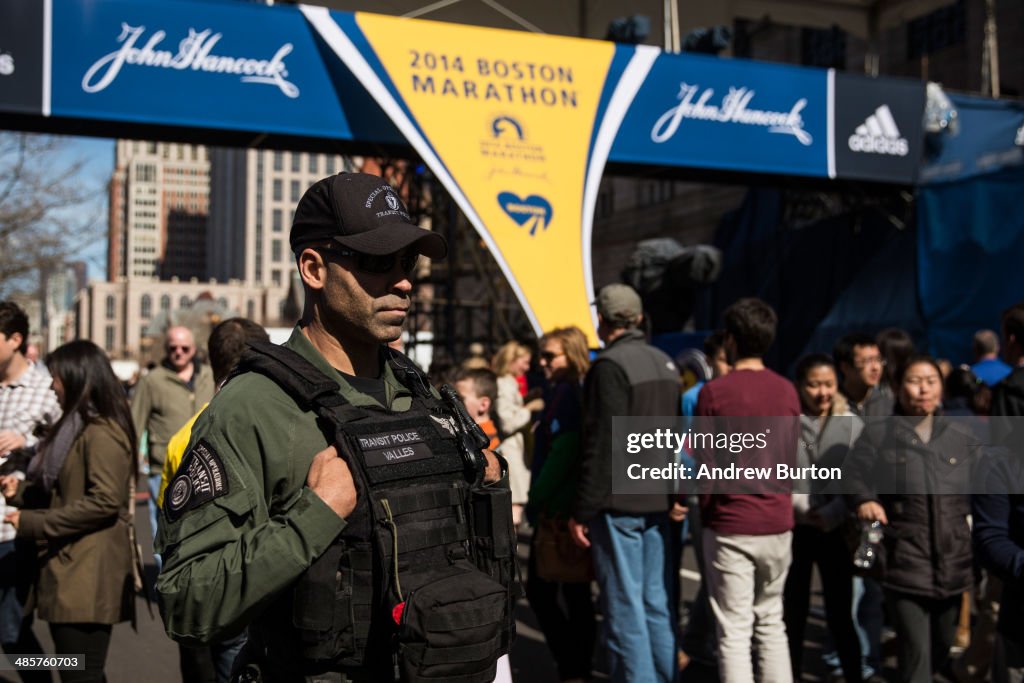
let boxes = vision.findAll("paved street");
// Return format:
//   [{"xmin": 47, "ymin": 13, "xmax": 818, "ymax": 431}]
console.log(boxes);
[{"xmin": 0, "ymin": 498, "xmax": 876, "ymax": 683}]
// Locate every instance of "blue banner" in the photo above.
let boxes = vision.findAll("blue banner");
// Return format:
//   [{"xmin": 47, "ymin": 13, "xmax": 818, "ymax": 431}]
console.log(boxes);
[
  {"xmin": 610, "ymin": 53, "xmax": 830, "ymax": 178},
  {"xmin": 50, "ymin": 0, "xmax": 356, "ymax": 140},
  {"xmin": 919, "ymin": 94, "xmax": 1024, "ymax": 185}
]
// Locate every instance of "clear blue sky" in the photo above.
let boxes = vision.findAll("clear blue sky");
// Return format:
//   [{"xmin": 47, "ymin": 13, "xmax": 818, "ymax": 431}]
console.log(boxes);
[{"xmin": 63, "ymin": 135, "xmax": 115, "ymax": 281}]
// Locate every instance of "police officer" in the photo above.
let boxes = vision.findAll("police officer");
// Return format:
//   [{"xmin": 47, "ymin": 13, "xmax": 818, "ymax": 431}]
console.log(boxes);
[{"xmin": 155, "ymin": 173, "xmax": 502, "ymax": 682}]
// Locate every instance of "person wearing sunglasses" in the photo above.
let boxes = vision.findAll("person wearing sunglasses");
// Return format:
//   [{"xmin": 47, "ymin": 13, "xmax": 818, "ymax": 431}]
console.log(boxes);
[
  {"xmin": 156, "ymin": 173, "xmax": 510, "ymax": 683},
  {"xmin": 130, "ymin": 326, "xmax": 215, "ymax": 541}
]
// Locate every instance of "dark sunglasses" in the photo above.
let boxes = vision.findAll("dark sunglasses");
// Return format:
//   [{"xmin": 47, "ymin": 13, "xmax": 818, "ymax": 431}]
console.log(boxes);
[
  {"xmin": 167, "ymin": 345, "xmax": 192, "ymax": 353},
  {"xmin": 317, "ymin": 246, "xmax": 419, "ymax": 276},
  {"xmin": 539, "ymin": 351, "xmax": 564, "ymax": 362}
]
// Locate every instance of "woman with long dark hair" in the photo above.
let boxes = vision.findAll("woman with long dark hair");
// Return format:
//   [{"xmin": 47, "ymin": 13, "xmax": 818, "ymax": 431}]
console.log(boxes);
[{"xmin": 2, "ymin": 340, "xmax": 137, "ymax": 682}]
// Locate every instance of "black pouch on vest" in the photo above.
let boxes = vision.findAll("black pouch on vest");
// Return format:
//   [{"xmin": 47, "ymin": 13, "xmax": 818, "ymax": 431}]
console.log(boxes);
[
  {"xmin": 469, "ymin": 487, "xmax": 515, "ymax": 585},
  {"xmin": 395, "ymin": 563, "xmax": 507, "ymax": 683},
  {"xmin": 291, "ymin": 543, "xmax": 357, "ymax": 662}
]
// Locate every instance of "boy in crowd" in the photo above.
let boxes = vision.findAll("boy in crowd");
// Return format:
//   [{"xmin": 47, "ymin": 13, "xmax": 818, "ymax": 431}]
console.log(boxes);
[{"xmin": 454, "ymin": 367, "xmax": 501, "ymax": 450}]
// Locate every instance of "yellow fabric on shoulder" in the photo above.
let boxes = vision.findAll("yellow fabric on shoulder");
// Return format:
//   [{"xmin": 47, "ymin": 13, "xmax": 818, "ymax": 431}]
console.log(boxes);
[{"xmin": 157, "ymin": 404, "xmax": 208, "ymax": 508}]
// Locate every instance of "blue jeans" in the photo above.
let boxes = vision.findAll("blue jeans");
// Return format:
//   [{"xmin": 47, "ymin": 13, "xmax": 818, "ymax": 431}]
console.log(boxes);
[
  {"xmin": 212, "ymin": 631, "xmax": 247, "ymax": 683},
  {"xmin": 147, "ymin": 472, "xmax": 163, "ymax": 571},
  {"xmin": 0, "ymin": 540, "xmax": 21, "ymax": 644},
  {"xmin": 853, "ymin": 576, "xmax": 884, "ymax": 676},
  {"xmin": 590, "ymin": 512, "xmax": 677, "ymax": 683}
]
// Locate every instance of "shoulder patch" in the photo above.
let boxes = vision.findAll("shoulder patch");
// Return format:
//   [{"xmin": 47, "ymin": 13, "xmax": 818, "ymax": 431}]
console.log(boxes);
[{"xmin": 165, "ymin": 439, "xmax": 229, "ymax": 522}]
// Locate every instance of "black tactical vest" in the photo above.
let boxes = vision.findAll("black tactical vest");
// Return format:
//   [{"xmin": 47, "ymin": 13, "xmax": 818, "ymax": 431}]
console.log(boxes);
[{"xmin": 235, "ymin": 342, "xmax": 518, "ymax": 683}]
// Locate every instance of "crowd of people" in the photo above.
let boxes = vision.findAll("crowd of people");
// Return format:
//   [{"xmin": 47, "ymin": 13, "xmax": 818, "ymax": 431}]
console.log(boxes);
[
  {"xmin": 439, "ymin": 296, "xmax": 1024, "ymax": 683},
  {"xmin": 0, "ymin": 171, "xmax": 1022, "ymax": 683}
]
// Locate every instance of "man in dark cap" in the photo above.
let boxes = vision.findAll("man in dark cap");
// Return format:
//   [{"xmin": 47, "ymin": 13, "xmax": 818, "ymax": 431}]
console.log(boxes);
[
  {"xmin": 155, "ymin": 174, "xmax": 505, "ymax": 682},
  {"xmin": 569, "ymin": 283, "xmax": 682, "ymax": 683}
]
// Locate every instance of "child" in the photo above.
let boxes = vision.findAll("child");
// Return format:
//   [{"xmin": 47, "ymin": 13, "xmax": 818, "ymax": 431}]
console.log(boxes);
[{"xmin": 453, "ymin": 367, "xmax": 501, "ymax": 450}]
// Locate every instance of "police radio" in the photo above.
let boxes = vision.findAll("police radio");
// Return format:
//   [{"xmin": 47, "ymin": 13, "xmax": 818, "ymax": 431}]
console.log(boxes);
[{"xmin": 439, "ymin": 384, "xmax": 492, "ymax": 484}]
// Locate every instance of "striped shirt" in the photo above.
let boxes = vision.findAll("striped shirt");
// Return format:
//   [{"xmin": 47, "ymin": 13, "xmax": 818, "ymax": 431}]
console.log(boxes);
[{"xmin": 0, "ymin": 363, "xmax": 61, "ymax": 543}]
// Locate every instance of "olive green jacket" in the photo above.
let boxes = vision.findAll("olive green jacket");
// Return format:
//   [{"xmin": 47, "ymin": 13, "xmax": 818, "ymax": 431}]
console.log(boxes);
[
  {"xmin": 131, "ymin": 361, "xmax": 215, "ymax": 468},
  {"xmin": 15, "ymin": 418, "xmax": 135, "ymax": 625},
  {"xmin": 155, "ymin": 327, "xmax": 416, "ymax": 645}
]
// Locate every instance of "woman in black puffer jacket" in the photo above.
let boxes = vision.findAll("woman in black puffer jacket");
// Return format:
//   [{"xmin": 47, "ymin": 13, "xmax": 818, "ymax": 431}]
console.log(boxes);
[{"xmin": 846, "ymin": 354, "xmax": 976, "ymax": 683}]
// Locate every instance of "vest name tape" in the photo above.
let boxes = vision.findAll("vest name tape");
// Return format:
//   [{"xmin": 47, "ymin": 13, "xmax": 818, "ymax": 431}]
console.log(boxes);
[
  {"xmin": 358, "ymin": 428, "xmax": 434, "ymax": 468},
  {"xmin": 165, "ymin": 438, "xmax": 229, "ymax": 521}
]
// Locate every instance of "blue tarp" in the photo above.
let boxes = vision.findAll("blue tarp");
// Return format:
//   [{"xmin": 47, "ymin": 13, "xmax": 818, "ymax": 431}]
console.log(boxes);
[
  {"xmin": 917, "ymin": 94, "xmax": 1024, "ymax": 362},
  {"xmin": 920, "ymin": 95, "xmax": 1024, "ymax": 185},
  {"xmin": 918, "ymin": 164, "xmax": 1024, "ymax": 362},
  {"xmin": 694, "ymin": 188, "xmax": 924, "ymax": 375}
]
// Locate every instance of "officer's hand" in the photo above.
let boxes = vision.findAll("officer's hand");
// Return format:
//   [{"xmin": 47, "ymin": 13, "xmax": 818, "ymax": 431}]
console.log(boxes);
[
  {"xmin": 482, "ymin": 449, "xmax": 501, "ymax": 483},
  {"xmin": 306, "ymin": 446, "xmax": 357, "ymax": 519}
]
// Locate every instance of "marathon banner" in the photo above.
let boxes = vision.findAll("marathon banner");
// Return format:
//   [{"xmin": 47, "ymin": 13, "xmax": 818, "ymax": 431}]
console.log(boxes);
[
  {"xmin": 303, "ymin": 7, "xmax": 658, "ymax": 344},
  {"xmin": 49, "ymin": 0, "xmax": 361, "ymax": 140},
  {"xmin": 0, "ymin": 0, "xmax": 47, "ymax": 116},
  {"xmin": 611, "ymin": 53, "xmax": 831, "ymax": 178},
  {"xmin": 12, "ymin": 0, "xmax": 935, "ymax": 341},
  {"xmin": 833, "ymin": 72, "xmax": 927, "ymax": 184}
]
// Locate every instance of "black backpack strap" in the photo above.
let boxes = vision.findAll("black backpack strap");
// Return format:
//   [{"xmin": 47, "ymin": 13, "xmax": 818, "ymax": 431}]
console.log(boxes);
[
  {"xmin": 237, "ymin": 340, "xmax": 350, "ymax": 411},
  {"xmin": 383, "ymin": 347, "xmax": 436, "ymax": 401}
]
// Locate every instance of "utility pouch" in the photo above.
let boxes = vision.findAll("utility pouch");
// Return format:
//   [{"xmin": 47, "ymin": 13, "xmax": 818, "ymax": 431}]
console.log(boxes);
[
  {"xmin": 291, "ymin": 543, "xmax": 375, "ymax": 664},
  {"xmin": 395, "ymin": 564, "xmax": 507, "ymax": 683},
  {"xmin": 469, "ymin": 487, "xmax": 515, "ymax": 584}
]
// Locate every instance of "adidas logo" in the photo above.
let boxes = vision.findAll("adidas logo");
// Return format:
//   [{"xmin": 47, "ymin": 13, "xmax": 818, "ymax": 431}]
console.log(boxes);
[{"xmin": 848, "ymin": 105, "xmax": 909, "ymax": 157}]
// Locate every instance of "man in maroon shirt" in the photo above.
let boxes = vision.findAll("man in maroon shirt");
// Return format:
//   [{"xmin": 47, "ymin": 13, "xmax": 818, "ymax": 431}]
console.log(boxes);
[{"xmin": 695, "ymin": 298, "xmax": 800, "ymax": 683}]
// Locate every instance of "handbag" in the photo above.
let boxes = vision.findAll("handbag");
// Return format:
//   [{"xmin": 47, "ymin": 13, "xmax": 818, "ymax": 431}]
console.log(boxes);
[
  {"xmin": 126, "ymin": 475, "xmax": 154, "ymax": 627},
  {"xmin": 533, "ymin": 517, "xmax": 593, "ymax": 583}
]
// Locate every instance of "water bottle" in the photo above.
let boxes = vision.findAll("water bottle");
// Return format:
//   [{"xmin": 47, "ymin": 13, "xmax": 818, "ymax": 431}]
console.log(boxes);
[{"xmin": 853, "ymin": 520, "xmax": 884, "ymax": 569}]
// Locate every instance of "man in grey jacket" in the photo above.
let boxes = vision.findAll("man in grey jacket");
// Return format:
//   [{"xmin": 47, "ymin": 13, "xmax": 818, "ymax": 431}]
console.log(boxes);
[{"xmin": 569, "ymin": 284, "xmax": 681, "ymax": 683}]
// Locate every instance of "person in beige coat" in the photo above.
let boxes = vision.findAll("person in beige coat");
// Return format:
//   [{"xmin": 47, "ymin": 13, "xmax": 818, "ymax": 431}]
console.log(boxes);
[
  {"xmin": 2, "ymin": 340, "xmax": 137, "ymax": 683},
  {"xmin": 492, "ymin": 341, "xmax": 544, "ymax": 526}
]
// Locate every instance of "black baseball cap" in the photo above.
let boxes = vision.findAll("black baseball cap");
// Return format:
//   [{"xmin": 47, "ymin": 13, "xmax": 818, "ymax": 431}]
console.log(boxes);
[{"xmin": 290, "ymin": 173, "xmax": 447, "ymax": 259}]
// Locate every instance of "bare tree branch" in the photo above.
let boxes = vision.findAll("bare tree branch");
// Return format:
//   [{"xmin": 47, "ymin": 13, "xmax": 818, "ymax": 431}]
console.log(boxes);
[{"xmin": 0, "ymin": 133, "xmax": 103, "ymax": 298}]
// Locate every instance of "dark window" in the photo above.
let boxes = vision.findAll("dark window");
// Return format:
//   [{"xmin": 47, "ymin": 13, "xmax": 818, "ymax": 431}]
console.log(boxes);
[
  {"xmin": 907, "ymin": 0, "xmax": 966, "ymax": 59},
  {"xmin": 140, "ymin": 294, "xmax": 152, "ymax": 318},
  {"xmin": 801, "ymin": 26, "xmax": 846, "ymax": 70}
]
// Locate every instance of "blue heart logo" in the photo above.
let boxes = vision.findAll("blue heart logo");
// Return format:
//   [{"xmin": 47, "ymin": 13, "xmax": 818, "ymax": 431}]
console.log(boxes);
[{"xmin": 497, "ymin": 192, "xmax": 553, "ymax": 236}]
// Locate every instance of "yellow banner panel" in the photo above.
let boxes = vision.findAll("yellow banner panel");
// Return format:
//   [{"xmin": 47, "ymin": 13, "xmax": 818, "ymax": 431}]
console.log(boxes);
[{"xmin": 356, "ymin": 13, "xmax": 615, "ymax": 345}]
